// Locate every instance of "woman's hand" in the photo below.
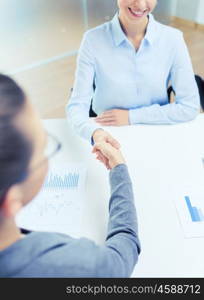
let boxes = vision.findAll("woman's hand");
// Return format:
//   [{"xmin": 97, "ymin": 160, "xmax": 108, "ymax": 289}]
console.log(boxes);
[
  {"xmin": 92, "ymin": 141, "xmax": 125, "ymax": 170},
  {"xmin": 95, "ymin": 109, "xmax": 129, "ymax": 126},
  {"xmin": 92, "ymin": 129, "xmax": 120, "ymax": 148},
  {"xmin": 92, "ymin": 129, "xmax": 120, "ymax": 169}
]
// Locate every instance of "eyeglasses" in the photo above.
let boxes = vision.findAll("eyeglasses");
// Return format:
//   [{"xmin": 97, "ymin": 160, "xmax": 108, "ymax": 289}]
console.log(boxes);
[{"xmin": 31, "ymin": 132, "xmax": 62, "ymax": 171}]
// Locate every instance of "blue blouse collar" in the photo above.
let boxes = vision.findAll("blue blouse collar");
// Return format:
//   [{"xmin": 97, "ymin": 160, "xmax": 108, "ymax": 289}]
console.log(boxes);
[{"xmin": 111, "ymin": 12, "xmax": 158, "ymax": 47}]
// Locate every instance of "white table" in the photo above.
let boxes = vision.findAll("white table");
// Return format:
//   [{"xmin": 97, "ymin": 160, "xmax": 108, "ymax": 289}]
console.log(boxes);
[{"xmin": 43, "ymin": 115, "xmax": 204, "ymax": 277}]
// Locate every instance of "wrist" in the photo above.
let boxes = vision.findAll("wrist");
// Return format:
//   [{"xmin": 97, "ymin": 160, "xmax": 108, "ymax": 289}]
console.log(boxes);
[
  {"xmin": 111, "ymin": 162, "xmax": 126, "ymax": 169},
  {"xmin": 110, "ymin": 158, "xmax": 126, "ymax": 169}
]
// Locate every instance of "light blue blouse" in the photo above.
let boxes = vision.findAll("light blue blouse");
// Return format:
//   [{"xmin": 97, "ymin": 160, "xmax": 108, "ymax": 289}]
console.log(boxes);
[{"xmin": 67, "ymin": 13, "xmax": 200, "ymax": 142}]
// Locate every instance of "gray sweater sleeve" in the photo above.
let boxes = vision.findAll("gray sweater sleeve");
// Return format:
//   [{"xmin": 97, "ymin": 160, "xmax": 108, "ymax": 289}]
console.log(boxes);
[
  {"xmin": 95, "ymin": 164, "xmax": 141, "ymax": 277},
  {"xmin": 3, "ymin": 164, "xmax": 140, "ymax": 278}
]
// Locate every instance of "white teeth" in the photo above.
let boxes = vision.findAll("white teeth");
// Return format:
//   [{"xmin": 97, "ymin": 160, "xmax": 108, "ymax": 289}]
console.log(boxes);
[{"xmin": 130, "ymin": 8, "xmax": 146, "ymax": 15}]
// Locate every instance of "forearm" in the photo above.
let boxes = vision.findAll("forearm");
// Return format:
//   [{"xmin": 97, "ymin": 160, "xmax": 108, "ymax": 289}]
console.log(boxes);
[
  {"xmin": 129, "ymin": 99, "xmax": 199, "ymax": 125},
  {"xmin": 66, "ymin": 101, "xmax": 100, "ymax": 142},
  {"xmin": 107, "ymin": 164, "xmax": 138, "ymax": 238},
  {"xmin": 104, "ymin": 164, "xmax": 140, "ymax": 276},
  {"xmin": 66, "ymin": 31, "xmax": 101, "ymax": 142}
]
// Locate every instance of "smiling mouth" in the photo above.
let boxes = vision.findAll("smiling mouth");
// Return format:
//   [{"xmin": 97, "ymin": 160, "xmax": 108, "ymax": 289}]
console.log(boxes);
[{"xmin": 128, "ymin": 7, "xmax": 148, "ymax": 18}]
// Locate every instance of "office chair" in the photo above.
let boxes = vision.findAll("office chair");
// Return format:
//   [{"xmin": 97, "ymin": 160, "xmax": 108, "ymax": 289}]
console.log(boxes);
[
  {"xmin": 195, "ymin": 75, "xmax": 204, "ymax": 111},
  {"xmin": 69, "ymin": 83, "xmax": 97, "ymax": 117},
  {"xmin": 168, "ymin": 74, "xmax": 204, "ymax": 111}
]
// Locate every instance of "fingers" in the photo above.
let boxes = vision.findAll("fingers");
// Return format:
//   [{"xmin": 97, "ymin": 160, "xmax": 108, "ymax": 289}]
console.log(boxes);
[
  {"xmin": 107, "ymin": 136, "xmax": 121, "ymax": 149},
  {"xmin": 92, "ymin": 143, "xmax": 112, "ymax": 164},
  {"xmin": 92, "ymin": 142, "xmax": 107, "ymax": 155},
  {"xmin": 95, "ymin": 117, "xmax": 115, "ymax": 126},
  {"xmin": 95, "ymin": 115, "xmax": 114, "ymax": 122},
  {"xmin": 93, "ymin": 141, "xmax": 112, "ymax": 152},
  {"xmin": 95, "ymin": 111, "xmax": 115, "ymax": 125},
  {"xmin": 92, "ymin": 134, "xmax": 120, "ymax": 150},
  {"xmin": 94, "ymin": 149, "xmax": 110, "ymax": 169},
  {"xmin": 96, "ymin": 150, "xmax": 106, "ymax": 164},
  {"xmin": 95, "ymin": 109, "xmax": 129, "ymax": 127},
  {"xmin": 92, "ymin": 141, "xmax": 124, "ymax": 170},
  {"xmin": 96, "ymin": 111, "xmax": 113, "ymax": 118}
]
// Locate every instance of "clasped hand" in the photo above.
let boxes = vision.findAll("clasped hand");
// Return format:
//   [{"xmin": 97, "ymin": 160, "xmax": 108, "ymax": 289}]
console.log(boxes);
[
  {"xmin": 95, "ymin": 109, "xmax": 129, "ymax": 126},
  {"xmin": 92, "ymin": 129, "xmax": 124, "ymax": 169}
]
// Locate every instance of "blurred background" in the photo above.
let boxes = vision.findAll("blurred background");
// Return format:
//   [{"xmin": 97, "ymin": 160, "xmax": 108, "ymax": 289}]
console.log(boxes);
[{"xmin": 0, "ymin": 0, "xmax": 204, "ymax": 118}]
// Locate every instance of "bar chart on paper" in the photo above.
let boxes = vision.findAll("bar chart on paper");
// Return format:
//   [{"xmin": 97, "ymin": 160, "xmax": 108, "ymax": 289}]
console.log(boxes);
[
  {"xmin": 184, "ymin": 196, "xmax": 204, "ymax": 223},
  {"xmin": 171, "ymin": 155, "xmax": 204, "ymax": 238},
  {"xmin": 43, "ymin": 172, "xmax": 80, "ymax": 190},
  {"xmin": 174, "ymin": 191, "xmax": 204, "ymax": 238},
  {"xmin": 16, "ymin": 164, "xmax": 87, "ymax": 237}
]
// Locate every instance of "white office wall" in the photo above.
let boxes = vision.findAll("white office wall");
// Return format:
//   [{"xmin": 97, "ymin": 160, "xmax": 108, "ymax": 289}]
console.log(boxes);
[
  {"xmin": 154, "ymin": 0, "xmax": 173, "ymax": 14},
  {"xmin": 154, "ymin": 0, "xmax": 176, "ymax": 24},
  {"xmin": 87, "ymin": 0, "xmax": 117, "ymax": 28},
  {"xmin": 0, "ymin": 0, "xmax": 118, "ymax": 73},
  {"xmin": 156, "ymin": 0, "xmax": 204, "ymax": 25},
  {"xmin": 175, "ymin": 0, "xmax": 200, "ymax": 22},
  {"xmin": 169, "ymin": 0, "xmax": 178, "ymax": 16},
  {"xmin": 196, "ymin": 0, "xmax": 204, "ymax": 25}
]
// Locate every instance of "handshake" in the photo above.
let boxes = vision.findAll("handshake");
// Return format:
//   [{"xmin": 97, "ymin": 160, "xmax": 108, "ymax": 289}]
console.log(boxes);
[{"xmin": 92, "ymin": 129, "xmax": 125, "ymax": 170}]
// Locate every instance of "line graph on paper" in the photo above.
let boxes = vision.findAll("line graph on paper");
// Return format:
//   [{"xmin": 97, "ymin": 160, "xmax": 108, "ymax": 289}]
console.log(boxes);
[
  {"xmin": 23, "ymin": 191, "xmax": 78, "ymax": 217},
  {"xmin": 16, "ymin": 165, "xmax": 87, "ymax": 237}
]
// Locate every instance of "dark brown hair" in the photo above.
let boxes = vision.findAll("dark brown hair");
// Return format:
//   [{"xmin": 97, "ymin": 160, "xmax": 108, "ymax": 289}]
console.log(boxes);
[{"xmin": 0, "ymin": 74, "xmax": 32, "ymax": 206}]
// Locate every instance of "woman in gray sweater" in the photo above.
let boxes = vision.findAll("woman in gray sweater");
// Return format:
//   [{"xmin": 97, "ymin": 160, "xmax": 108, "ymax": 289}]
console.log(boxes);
[{"xmin": 0, "ymin": 74, "xmax": 140, "ymax": 277}]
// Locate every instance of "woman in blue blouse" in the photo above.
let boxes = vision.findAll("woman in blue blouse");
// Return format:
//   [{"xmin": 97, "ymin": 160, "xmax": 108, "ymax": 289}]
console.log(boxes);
[{"xmin": 67, "ymin": 0, "xmax": 199, "ymax": 148}]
